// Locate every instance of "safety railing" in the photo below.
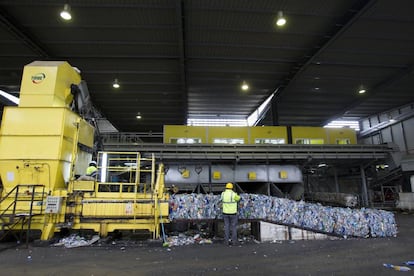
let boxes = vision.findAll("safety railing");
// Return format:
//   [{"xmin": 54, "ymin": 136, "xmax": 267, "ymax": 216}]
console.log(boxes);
[
  {"xmin": 95, "ymin": 151, "xmax": 156, "ymax": 195},
  {"xmin": 0, "ymin": 184, "xmax": 45, "ymax": 245}
]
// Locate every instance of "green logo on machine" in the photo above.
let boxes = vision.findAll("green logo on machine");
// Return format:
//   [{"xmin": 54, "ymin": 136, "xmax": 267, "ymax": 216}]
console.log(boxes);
[{"xmin": 31, "ymin": 73, "xmax": 46, "ymax": 84}]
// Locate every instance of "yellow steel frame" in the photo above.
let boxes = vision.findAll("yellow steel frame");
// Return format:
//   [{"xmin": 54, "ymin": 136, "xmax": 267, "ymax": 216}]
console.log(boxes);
[{"xmin": 66, "ymin": 151, "xmax": 169, "ymax": 239}]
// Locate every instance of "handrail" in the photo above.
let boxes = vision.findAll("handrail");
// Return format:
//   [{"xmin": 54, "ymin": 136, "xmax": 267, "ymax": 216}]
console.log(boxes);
[
  {"xmin": 0, "ymin": 184, "xmax": 46, "ymax": 214},
  {"xmin": 0, "ymin": 184, "xmax": 46, "ymax": 245},
  {"xmin": 0, "ymin": 185, "xmax": 19, "ymax": 205}
]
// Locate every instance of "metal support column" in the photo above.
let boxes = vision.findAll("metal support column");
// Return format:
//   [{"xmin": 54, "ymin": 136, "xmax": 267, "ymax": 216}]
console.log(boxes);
[
  {"xmin": 271, "ymin": 99, "xmax": 279, "ymax": 126},
  {"xmin": 360, "ymin": 165, "xmax": 369, "ymax": 207},
  {"xmin": 334, "ymin": 167, "xmax": 339, "ymax": 193}
]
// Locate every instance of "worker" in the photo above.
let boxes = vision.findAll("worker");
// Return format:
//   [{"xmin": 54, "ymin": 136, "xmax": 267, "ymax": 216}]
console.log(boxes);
[
  {"xmin": 220, "ymin": 182, "xmax": 241, "ymax": 246},
  {"xmin": 77, "ymin": 160, "xmax": 98, "ymax": 181}
]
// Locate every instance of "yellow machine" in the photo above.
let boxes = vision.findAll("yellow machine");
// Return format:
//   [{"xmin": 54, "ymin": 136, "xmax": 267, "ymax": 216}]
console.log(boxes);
[
  {"xmin": 163, "ymin": 125, "xmax": 357, "ymax": 145},
  {"xmin": 0, "ymin": 61, "xmax": 169, "ymax": 241}
]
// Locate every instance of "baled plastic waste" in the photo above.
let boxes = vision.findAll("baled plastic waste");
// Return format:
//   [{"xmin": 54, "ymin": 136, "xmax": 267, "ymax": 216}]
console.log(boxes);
[{"xmin": 169, "ymin": 193, "xmax": 397, "ymax": 238}]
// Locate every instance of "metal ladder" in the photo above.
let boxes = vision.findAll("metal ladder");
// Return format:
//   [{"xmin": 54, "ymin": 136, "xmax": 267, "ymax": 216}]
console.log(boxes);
[{"xmin": 0, "ymin": 184, "xmax": 45, "ymax": 246}]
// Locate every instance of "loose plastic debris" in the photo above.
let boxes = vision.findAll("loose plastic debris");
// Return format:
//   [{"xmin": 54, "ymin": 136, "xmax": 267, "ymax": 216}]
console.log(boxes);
[
  {"xmin": 165, "ymin": 233, "xmax": 213, "ymax": 247},
  {"xmin": 53, "ymin": 234, "xmax": 100, "ymax": 248},
  {"xmin": 383, "ymin": 264, "xmax": 411, "ymax": 272},
  {"xmin": 404, "ymin": 261, "xmax": 414, "ymax": 266},
  {"xmin": 169, "ymin": 193, "xmax": 397, "ymax": 238}
]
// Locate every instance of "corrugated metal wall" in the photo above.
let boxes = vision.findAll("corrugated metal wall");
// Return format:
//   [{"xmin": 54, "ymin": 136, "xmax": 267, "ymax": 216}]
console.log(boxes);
[{"xmin": 360, "ymin": 103, "xmax": 414, "ymax": 155}]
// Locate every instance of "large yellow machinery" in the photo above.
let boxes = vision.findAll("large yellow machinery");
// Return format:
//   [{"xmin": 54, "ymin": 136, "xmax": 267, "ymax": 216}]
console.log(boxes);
[
  {"xmin": 163, "ymin": 125, "xmax": 357, "ymax": 145},
  {"xmin": 0, "ymin": 61, "xmax": 169, "ymax": 242}
]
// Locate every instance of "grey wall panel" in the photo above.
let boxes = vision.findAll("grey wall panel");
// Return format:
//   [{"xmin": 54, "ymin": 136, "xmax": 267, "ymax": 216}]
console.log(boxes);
[
  {"xmin": 372, "ymin": 134, "xmax": 382, "ymax": 144},
  {"xmin": 381, "ymin": 127, "xmax": 392, "ymax": 143},
  {"xmin": 400, "ymin": 105, "xmax": 412, "ymax": 114},
  {"xmin": 361, "ymin": 119, "xmax": 370, "ymax": 130},
  {"xmin": 379, "ymin": 113, "xmax": 389, "ymax": 123},
  {"xmin": 391, "ymin": 123, "xmax": 407, "ymax": 152},
  {"xmin": 360, "ymin": 137, "xmax": 371, "ymax": 145},
  {"xmin": 359, "ymin": 104, "xmax": 414, "ymax": 157},
  {"xmin": 370, "ymin": 116, "xmax": 379, "ymax": 126},
  {"xmin": 403, "ymin": 117, "xmax": 414, "ymax": 154}
]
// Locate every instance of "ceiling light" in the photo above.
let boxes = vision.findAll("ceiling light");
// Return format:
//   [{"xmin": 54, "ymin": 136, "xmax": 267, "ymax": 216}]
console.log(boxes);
[
  {"xmin": 388, "ymin": 114, "xmax": 395, "ymax": 123},
  {"xmin": 276, "ymin": 11, "xmax": 286, "ymax": 27},
  {"xmin": 136, "ymin": 113, "xmax": 142, "ymax": 119},
  {"xmin": 241, "ymin": 81, "xmax": 249, "ymax": 91},
  {"xmin": 60, "ymin": 4, "xmax": 72, "ymax": 21},
  {"xmin": 112, "ymin": 78, "xmax": 120, "ymax": 89},
  {"xmin": 358, "ymin": 84, "xmax": 366, "ymax": 94}
]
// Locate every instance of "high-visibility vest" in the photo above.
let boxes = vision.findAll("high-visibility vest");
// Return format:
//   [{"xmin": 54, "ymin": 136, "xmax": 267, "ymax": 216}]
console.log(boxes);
[
  {"xmin": 221, "ymin": 189, "xmax": 240, "ymax": 214},
  {"xmin": 86, "ymin": 166, "xmax": 97, "ymax": 177}
]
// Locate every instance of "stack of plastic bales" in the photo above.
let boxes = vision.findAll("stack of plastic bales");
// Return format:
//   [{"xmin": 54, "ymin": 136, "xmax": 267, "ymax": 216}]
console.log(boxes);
[{"xmin": 169, "ymin": 193, "xmax": 397, "ymax": 238}]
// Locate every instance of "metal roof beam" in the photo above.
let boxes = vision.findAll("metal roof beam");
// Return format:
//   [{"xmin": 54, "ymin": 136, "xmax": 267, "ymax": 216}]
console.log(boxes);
[
  {"xmin": 176, "ymin": 0, "xmax": 188, "ymax": 125},
  {"xmin": 326, "ymin": 62, "xmax": 414, "ymax": 124},
  {"xmin": 0, "ymin": 6, "xmax": 50, "ymax": 58},
  {"xmin": 273, "ymin": 0, "xmax": 378, "ymax": 101}
]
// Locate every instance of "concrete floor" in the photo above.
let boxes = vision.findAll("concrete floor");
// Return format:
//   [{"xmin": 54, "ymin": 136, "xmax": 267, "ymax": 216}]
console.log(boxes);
[{"xmin": 0, "ymin": 212, "xmax": 413, "ymax": 276}]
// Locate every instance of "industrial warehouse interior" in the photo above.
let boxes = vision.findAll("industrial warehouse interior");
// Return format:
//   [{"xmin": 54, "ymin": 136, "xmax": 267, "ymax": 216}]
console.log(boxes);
[{"xmin": 0, "ymin": 1, "xmax": 414, "ymax": 275}]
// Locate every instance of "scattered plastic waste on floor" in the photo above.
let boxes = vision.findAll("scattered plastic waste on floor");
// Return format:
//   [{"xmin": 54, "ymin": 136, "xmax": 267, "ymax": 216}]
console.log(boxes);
[
  {"xmin": 169, "ymin": 193, "xmax": 397, "ymax": 238},
  {"xmin": 164, "ymin": 233, "xmax": 213, "ymax": 247},
  {"xmin": 405, "ymin": 261, "xmax": 414, "ymax": 266},
  {"xmin": 383, "ymin": 263, "xmax": 411, "ymax": 272},
  {"xmin": 53, "ymin": 234, "xmax": 100, "ymax": 248},
  {"xmin": 27, "ymin": 250, "xmax": 32, "ymax": 262}
]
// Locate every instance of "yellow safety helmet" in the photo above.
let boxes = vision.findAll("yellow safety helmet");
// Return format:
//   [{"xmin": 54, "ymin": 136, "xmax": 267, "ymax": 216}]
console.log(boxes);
[{"xmin": 225, "ymin": 182, "xmax": 233, "ymax": 189}]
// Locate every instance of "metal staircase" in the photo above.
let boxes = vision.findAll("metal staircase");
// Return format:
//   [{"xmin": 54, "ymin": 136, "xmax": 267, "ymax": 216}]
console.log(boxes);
[
  {"xmin": 369, "ymin": 167, "xmax": 403, "ymax": 207},
  {"xmin": 0, "ymin": 185, "xmax": 46, "ymax": 245},
  {"xmin": 370, "ymin": 167, "xmax": 403, "ymax": 188}
]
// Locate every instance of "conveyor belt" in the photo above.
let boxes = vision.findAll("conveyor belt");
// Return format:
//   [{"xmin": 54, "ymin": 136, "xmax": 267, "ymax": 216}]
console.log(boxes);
[{"xmin": 102, "ymin": 142, "xmax": 396, "ymax": 162}]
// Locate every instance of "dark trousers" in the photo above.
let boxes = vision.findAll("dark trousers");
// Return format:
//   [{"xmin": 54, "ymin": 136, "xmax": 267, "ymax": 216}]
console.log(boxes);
[{"xmin": 223, "ymin": 214, "xmax": 238, "ymax": 244}]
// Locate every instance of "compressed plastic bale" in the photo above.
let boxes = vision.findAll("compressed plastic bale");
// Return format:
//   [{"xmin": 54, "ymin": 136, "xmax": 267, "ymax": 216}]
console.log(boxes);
[
  {"xmin": 168, "ymin": 193, "xmax": 397, "ymax": 238},
  {"xmin": 301, "ymin": 203, "xmax": 333, "ymax": 233},
  {"xmin": 364, "ymin": 209, "xmax": 397, "ymax": 237},
  {"xmin": 331, "ymin": 208, "xmax": 370, "ymax": 237}
]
